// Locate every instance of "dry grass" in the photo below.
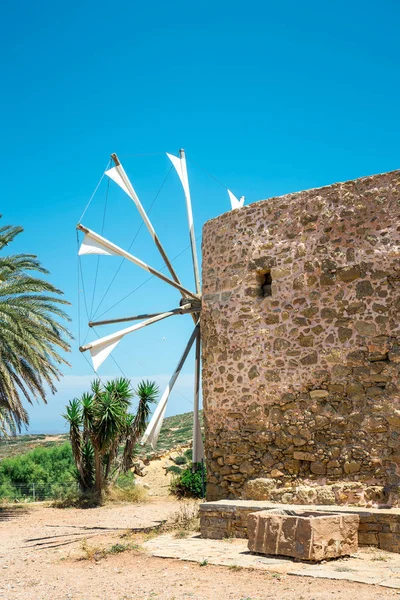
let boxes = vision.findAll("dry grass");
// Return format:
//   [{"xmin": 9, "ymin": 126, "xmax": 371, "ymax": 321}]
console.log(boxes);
[
  {"xmin": 168, "ymin": 501, "xmax": 200, "ymax": 537},
  {"xmin": 79, "ymin": 537, "xmax": 143, "ymax": 562},
  {"xmin": 173, "ymin": 529, "xmax": 190, "ymax": 539},
  {"xmin": 371, "ymin": 554, "xmax": 389, "ymax": 562},
  {"xmin": 228, "ymin": 564, "xmax": 243, "ymax": 571},
  {"xmin": 128, "ymin": 500, "xmax": 200, "ymax": 541},
  {"xmin": 79, "ymin": 538, "xmax": 107, "ymax": 561},
  {"xmin": 52, "ymin": 490, "xmax": 100, "ymax": 509},
  {"xmin": 104, "ymin": 484, "xmax": 148, "ymax": 504},
  {"xmin": 52, "ymin": 483, "xmax": 148, "ymax": 509}
]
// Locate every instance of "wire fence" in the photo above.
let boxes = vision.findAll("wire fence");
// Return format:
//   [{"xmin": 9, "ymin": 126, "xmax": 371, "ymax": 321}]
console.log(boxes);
[{"xmin": 0, "ymin": 481, "xmax": 79, "ymax": 503}]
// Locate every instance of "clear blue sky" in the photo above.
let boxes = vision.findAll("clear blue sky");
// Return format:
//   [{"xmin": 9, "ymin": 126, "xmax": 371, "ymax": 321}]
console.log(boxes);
[{"xmin": 1, "ymin": 0, "xmax": 399, "ymax": 433}]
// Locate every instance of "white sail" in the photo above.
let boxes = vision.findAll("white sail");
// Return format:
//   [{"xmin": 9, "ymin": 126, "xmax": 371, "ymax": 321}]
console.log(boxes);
[
  {"xmin": 167, "ymin": 151, "xmax": 201, "ymax": 294},
  {"xmin": 78, "ymin": 234, "xmax": 119, "ymax": 257},
  {"xmin": 105, "ymin": 166, "xmax": 132, "ymax": 199},
  {"xmin": 227, "ymin": 189, "xmax": 245, "ymax": 210},
  {"xmin": 81, "ymin": 312, "xmax": 176, "ymax": 371},
  {"xmin": 91, "ymin": 338, "xmax": 122, "ymax": 372},
  {"xmin": 144, "ymin": 390, "xmax": 169, "ymax": 449},
  {"xmin": 105, "ymin": 162, "xmax": 157, "ymax": 241},
  {"xmin": 77, "ymin": 224, "xmax": 198, "ymax": 300},
  {"xmin": 166, "ymin": 153, "xmax": 190, "ymax": 200}
]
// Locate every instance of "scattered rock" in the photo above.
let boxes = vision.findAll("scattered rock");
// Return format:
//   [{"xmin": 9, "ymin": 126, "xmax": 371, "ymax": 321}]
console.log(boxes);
[{"xmin": 242, "ymin": 478, "xmax": 276, "ymax": 500}]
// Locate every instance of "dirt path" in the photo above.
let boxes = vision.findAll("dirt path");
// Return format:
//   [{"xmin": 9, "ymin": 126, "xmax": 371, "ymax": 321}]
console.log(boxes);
[
  {"xmin": 1, "ymin": 501, "xmax": 400, "ymax": 600},
  {"xmin": 137, "ymin": 447, "xmax": 190, "ymax": 496},
  {"xmin": 140, "ymin": 455, "xmax": 174, "ymax": 496},
  {"xmin": 0, "ymin": 499, "xmax": 178, "ymax": 559}
]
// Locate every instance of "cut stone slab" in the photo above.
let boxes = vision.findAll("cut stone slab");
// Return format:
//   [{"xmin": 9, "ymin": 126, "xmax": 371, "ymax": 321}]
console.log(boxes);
[
  {"xmin": 143, "ymin": 533, "xmax": 400, "ymax": 589},
  {"xmin": 247, "ymin": 509, "xmax": 359, "ymax": 561}
]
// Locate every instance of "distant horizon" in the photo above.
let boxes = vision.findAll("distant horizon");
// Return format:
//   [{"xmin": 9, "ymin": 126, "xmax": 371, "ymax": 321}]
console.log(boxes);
[{"xmin": 9, "ymin": 430, "xmax": 68, "ymax": 437}]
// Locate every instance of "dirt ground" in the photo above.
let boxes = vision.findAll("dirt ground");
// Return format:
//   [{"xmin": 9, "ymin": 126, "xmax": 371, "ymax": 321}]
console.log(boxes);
[
  {"xmin": 139, "ymin": 453, "xmax": 175, "ymax": 496},
  {"xmin": 1, "ymin": 499, "xmax": 400, "ymax": 600}
]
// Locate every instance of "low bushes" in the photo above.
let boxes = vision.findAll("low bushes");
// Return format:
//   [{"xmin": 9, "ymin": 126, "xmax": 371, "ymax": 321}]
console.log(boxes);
[
  {"xmin": 166, "ymin": 465, "xmax": 183, "ymax": 475},
  {"xmin": 0, "ymin": 443, "xmax": 76, "ymax": 501},
  {"xmin": 0, "ymin": 442, "xmax": 147, "ymax": 505},
  {"xmin": 170, "ymin": 463, "xmax": 206, "ymax": 498},
  {"xmin": 173, "ymin": 455, "xmax": 187, "ymax": 465}
]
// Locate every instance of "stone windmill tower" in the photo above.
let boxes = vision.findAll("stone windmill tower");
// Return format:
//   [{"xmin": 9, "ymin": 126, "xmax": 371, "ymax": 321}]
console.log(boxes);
[{"xmin": 201, "ymin": 170, "xmax": 400, "ymax": 501}]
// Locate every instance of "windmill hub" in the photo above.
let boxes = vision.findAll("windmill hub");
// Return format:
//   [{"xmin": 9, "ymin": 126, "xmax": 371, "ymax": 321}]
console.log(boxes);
[{"xmin": 180, "ymin": 297, "xmax": 202, "ymax": 312}]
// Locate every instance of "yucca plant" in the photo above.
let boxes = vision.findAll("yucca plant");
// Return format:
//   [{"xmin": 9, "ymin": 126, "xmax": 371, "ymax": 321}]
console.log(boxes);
[
  {"xmin": 0, "ymin": 218, "xmax": 71, "ymax": 435},
  {"xmin": 122, "ymin": 380, "xmax": 159, "ymax": 472},
  {"xmin": 64, "ymin": 378, "xmax": 158, "ymax": 497}
]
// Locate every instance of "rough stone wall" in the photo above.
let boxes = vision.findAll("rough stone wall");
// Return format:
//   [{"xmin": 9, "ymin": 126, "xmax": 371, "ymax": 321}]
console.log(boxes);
[
  {"xmin": 201, "ymin": 170, "xmax": 400, "ymax": 501},
  {"xmin": 200, "ymin": 500, "xmax": 400, "ymax": 551}
]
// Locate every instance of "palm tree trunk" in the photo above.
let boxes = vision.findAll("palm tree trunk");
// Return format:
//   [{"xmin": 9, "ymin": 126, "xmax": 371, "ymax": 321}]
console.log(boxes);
[
  {"xmin": 104, "ymin": 440, "xmax": 119, "ymax": 483},
  {"xmin": 72, "ymin": 446, "xmax": 85, "ymax": 481},
  {"xmin": 94, "ymin": 448, "xmax": 103, "ymax": 495}
]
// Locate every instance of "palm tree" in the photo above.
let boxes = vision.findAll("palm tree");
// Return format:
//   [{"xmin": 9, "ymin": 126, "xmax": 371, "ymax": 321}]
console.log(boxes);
[
  {"xmin": 0, "ymin": 219, "xmax": 71, "ymax": 435},
  {"xmin": 64, "ymin": 378, "xmax": 159, "ymax": 496}
]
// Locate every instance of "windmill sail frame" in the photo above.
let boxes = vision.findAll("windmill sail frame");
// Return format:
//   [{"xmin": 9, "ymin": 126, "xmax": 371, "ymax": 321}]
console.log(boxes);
[{"xmin": 77, "ymin": 148, "xmax": 241, "ymax": 465}]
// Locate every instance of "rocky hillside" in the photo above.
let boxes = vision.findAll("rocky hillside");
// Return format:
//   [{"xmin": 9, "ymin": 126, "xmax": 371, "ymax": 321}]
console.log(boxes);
[{"xmin": 0, "ymin": 411, "xmax": 204, "ymax": 461}]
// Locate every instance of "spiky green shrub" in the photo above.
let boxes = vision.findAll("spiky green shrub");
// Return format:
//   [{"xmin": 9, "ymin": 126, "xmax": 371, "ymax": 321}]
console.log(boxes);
[{"xmin": 64, "ymin": 378, "xmax": 158, "ymax": 497}]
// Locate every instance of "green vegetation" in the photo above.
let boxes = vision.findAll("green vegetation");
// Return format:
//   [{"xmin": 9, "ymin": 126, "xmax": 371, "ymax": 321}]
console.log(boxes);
[
  {"xmin": 0, "ymin": 441, "xmax": 149, "ymax": 503},
  {"xmin": 184, "ymin": 448, "xmax": 193, "ymax": 461},
  {"xmin": 170, "ymin": 463, "xmax": 206, "ymax": 498},
  {"xmin": 166, "ymin": 453, "xmax": 190, "ymax": 476},
  {"xmin": 0, "ymin": 443, "xmax": 75, "ymax": 501},
  {"xmin": 64, "ymin": 378, "xmax": 158, "ymax": 496},
  {"xmin": 0, "ymin": 409, "xmax": 204, "ymax": 501},
  {"xmin": 173, "ymin": 455, "xmax": 187, "ymax": 465},
  {"xmin": 0, "ymin": 433, "xmax": 68, "ymax": 461},
  {"xmin": 200, "ymin": 559, "xmax": 208, "ymax": 567},
  {"xmin": 0, "ymin": 410, "xmax": 203, "ymax": 462},
  {"xmin": 108, "ymin": 543, "xmax": 131, "ymax": 554},
  {"xmin": 166, "ymin": 465, "xmax": 183, "ymax": 475},
  {"xmin": 0, "ymin": 217, "xmax": 71, "ymax": 436}
]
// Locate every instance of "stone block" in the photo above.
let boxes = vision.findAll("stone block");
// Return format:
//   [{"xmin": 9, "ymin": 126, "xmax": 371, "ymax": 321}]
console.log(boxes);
[
  {"xmin": 378, "ymin": 532, "xmax": 400, "ymax": 553},
  {"xmin": 293, "ymin": 451, "xmax": 316, "ymax": 462},
  {"xmin": 309, "ymin": 389, "xmax": 329, "ymax": 399},
  {"xmin": 242, "ymin": 478, "xmax": 276, "ymax": 500},
  {"xmin": 358, "ymin": 532, "xmax": 378, "ymax": 546},
  {"xmin": 247, "ymin": 510, "xmax": 359, "ymax": 561}
]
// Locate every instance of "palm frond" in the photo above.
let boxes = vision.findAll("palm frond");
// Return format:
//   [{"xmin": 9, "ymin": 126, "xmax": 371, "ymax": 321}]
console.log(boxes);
[{"xmin": 0, "ymin": 217, "xmax": 71, "ymax": 429}]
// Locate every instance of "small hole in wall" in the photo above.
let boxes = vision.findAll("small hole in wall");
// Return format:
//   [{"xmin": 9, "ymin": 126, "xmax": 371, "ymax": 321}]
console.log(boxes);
[{"xmin": 260, "ymin": 271, "xmax": 272, "ymax": 297}]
